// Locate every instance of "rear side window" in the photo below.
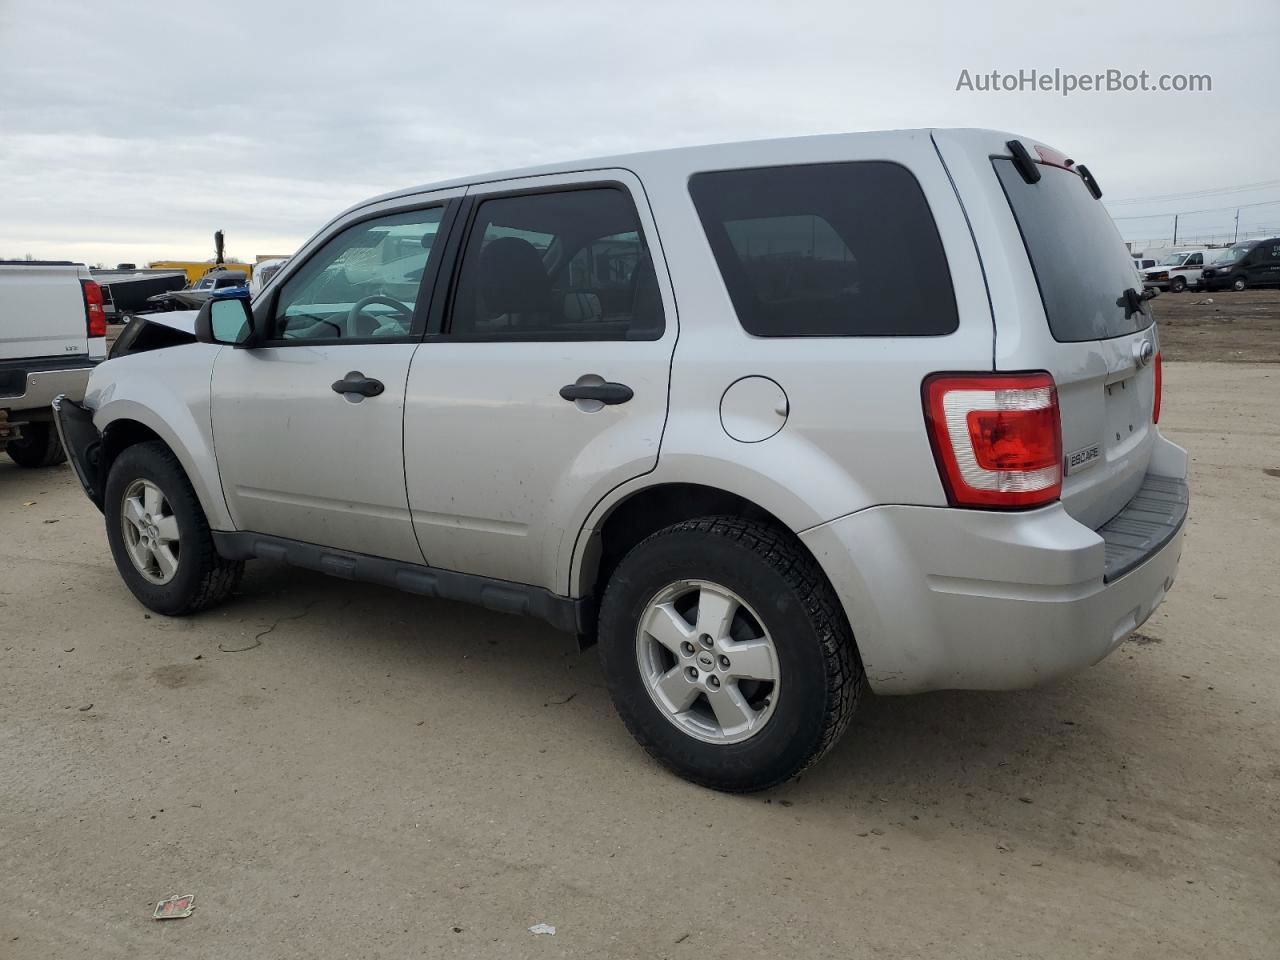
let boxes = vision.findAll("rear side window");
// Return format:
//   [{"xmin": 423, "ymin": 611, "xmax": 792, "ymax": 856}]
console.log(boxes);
[
  {"xmin": 689, "ymin": 162, "xmax": 958, "ymax": 337},
  {"xmin": 994, "ymin": 159, "xmax": 1149, "ymax": 343}
]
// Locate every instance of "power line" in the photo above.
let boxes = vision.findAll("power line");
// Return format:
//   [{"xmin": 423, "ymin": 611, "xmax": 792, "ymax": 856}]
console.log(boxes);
[
  {"xmin": 1107, "ymin": 178, "xmax": 1280, "ymax": 205},
  {"xmin": 1111, "ymin": 198, "xmax": 1280, "ymax": 221}
]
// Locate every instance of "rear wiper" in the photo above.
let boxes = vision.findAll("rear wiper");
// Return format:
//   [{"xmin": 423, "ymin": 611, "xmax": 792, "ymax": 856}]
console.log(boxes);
[{"xmin": 1117, "ymin": 287, "xmax": 1156, "ymax": 319}]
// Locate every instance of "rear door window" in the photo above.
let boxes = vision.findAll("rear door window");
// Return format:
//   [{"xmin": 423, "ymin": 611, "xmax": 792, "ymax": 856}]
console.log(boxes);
[
  {"xmin": 447, "ymin": 187, "xmax": 664, "ymax": 341},
  {"xmin": 993, "ymin": 159, "xmax": 1149, "ymax": 343},
  {"xmin": 689, "ymin": 162, "xmax": 958, "ymax": 337}
]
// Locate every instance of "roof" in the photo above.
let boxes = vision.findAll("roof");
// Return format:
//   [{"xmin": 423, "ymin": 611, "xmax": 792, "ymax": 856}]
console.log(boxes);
[{"xmin": 346, "ymin": 127, "xmax": 955, "ymax": 216}]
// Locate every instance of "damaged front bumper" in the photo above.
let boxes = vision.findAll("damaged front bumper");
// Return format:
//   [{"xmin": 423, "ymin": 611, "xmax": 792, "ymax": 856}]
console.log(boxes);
[{"xmin": 51, "ymin": 395, "xmax": 105, "ymax": 511}]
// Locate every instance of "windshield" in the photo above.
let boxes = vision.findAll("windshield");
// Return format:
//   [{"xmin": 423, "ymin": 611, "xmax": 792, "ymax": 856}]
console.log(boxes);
[
  {"xmin": 1211, "ymin": 246, "xmax": 1249, "ymax": 264},
  {"xmin": 994, "ymin": 159, "xmax": 1149, "ymax": 343},
  {"xmin": 1158, "ymin": 253, "xmax": 1191, "ymax": 266}
]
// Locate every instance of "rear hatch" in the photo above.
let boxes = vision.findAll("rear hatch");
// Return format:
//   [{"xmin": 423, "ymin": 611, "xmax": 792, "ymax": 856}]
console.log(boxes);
[
  {"xmin": 932, "ymin": 130, "xmax": 1159, "ymax": 530},
  {"xmin": 0, "ymin": 262, "xmax": 92, "ymax": 362}
]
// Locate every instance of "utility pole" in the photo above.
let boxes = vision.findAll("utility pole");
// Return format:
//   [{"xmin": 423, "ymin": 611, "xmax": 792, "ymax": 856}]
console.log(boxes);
[
  {"xmin": 1172, "ymin": 214, "xmax": 1179, "ymax": 246},
  {"xmin": 1234, "ymin": 209, "xmax": 1240, "ymax": 243}
]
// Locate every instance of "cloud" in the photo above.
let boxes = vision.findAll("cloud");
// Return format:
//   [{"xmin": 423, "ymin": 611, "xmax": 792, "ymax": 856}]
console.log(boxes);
[{"xmin": 1, "ymin": 0, "xmax": 1275, "ymax": 263}]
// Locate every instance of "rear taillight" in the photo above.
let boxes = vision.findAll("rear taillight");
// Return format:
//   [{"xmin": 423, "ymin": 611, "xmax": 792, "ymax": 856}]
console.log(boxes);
[
  {"xmin": 81, "ymin": 279, "xmax": 107, "ymax": 337},
  {"xmin": 1153, "ymin": 351, "xmax": 1162, "ymax": 424},
  {"xmin": 923, "ymin": 372, "xmax": 1063, "ymax": 509}
]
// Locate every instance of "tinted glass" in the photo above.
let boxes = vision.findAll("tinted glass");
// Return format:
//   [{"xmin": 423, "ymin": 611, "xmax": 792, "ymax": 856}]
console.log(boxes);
[
  {"xmin": 448, "ymin": 188, "xmax": 663, "ymax": 340},
  {"xmin": 994, "ymin": 159, "xmax": 1149, "ymax": 343},
  {"xmin": 689, "ymin": 162, "xmax": 958, "ymax": 337},
  {"xmin": 270, "ymin": 207, "xmax": 445, "ymax": 341}
]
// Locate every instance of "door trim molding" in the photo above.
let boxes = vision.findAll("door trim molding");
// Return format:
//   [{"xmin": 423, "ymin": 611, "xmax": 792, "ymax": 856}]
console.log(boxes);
[{"xmin": 212, "ymin": 531, "xmax": 591, "ymax": 636}]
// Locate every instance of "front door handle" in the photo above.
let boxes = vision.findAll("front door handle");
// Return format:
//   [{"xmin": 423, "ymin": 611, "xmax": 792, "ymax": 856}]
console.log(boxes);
[
  {"xmin": 559, "ymin": 381, "xmax": 633, "ymax": 405},
  {"xmin": 331, "ymin": 371, "xmax": 385, "ymax": 398}
]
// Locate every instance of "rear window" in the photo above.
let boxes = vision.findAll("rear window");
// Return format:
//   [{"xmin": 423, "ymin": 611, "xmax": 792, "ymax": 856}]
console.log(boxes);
[
  {"xmin": 994, "ymin": 159, "xmax": 1149, "ymax": 343},
  {"xmin": 689, "ymin": 162, "xmax": 958, "ymax": 337}
]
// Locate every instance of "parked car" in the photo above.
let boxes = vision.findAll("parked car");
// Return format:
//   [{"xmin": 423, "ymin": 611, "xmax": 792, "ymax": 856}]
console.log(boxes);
[
  {"xmin": 1, "ymin": 260, "xmax": 106, "ymax": 466},
  {"xmin": 1142, "ymin": 249, "xmax": 1210, "ymax": 293},
  {"xmin": 55, "ymin": 130, "xmax": 1188, "ymax": 791},
  {"xmin": 1198, "ymin": 237, "xmax": 1280, "ymax": 291},
  {"xmin": 249, "ymin": 257, "xmax": 290, "ymax": 296},
  {"xmin": 140, "ymin": 268, "xmax": 250, "ymax": 313}
]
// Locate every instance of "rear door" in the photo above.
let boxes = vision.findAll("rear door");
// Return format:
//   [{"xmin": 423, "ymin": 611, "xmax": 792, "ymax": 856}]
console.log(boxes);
[
  {"xmin": 402, "ymin": 171, "xmax": 676, "ymax": 592},
  {"xmin": 933, "ymin": 130, "xmax": 1159, "ymax": 529}
]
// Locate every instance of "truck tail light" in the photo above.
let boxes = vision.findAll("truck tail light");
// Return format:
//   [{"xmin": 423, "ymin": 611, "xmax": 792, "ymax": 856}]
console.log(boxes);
[
  {"xmin": 1153, "ymin": 351, "xmax": 1162, "ymax": 424},
  {"xmin": 923, "ymin": 372, "xmax": 1062, "ymax": 509},
  {"xmin": 81, "ymin": 279, "xmax": 107, "ymax": 338}
]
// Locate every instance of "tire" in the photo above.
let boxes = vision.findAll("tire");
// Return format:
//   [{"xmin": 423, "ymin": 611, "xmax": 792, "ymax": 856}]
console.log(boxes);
[
  {"xmin": 5, "ymin": 422, "xmax": 67, "ymax": 468},
  {"xmin": 1232, "ymin": 277, "xmax": 1246, "ymax": 292},
  {"xmin": 103, "ymin": 441, "xmax": 243, "ymax": 615},
  {"xmin": 598, "ymin": 517, "xmax": 862, "ymax": 792},
  {"xmin": 1170, "ymin": 276, "xmax": 1187, "ymax": 293}
]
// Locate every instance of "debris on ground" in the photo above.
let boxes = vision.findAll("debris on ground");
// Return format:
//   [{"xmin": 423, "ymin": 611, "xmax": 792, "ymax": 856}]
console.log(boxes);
[
  {"xmin": 78, "ymin": 704, "xmax": 92, "ymax": 711},
  {"xmin": 528, "ymin": 923, "xmax": 556, "ymax": 936},
  {"xmin": 153, "ymin": 894, "xmax": 195, "ymax": 919},
  {"xmin": 545, "ymin": 693, "xmax": 576, "ymax": 705}
]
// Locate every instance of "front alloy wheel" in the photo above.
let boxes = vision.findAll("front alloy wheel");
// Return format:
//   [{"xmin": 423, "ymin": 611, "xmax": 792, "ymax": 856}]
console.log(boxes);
[
  {"xmin": 637, "ymin": 580, "xmax": 780, "ymax": 744},
  {"xmin": 120, "ymin": 478, "xmax": 181, "ymax": 584}
]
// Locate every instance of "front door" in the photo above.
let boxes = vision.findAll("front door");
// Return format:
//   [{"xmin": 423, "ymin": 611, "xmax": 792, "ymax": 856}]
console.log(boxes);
[
  {"xmin": 211, "ymin": 196, "xmax": 459, "ymax": 563},
  {"xmin": 403, "ymin": 172, "xmax": 677, "ymax": 592}
]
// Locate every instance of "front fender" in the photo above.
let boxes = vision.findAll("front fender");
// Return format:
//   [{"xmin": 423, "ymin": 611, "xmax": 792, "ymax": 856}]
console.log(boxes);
[{"xmin": 87, "ymin": 345, "xmax": 233, "ymax": 531}]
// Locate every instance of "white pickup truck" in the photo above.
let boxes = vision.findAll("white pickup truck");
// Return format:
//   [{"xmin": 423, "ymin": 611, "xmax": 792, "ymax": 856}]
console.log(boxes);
[{"xmin": 1, "ymin": 261, "xmax": 107, "ymax": 467}]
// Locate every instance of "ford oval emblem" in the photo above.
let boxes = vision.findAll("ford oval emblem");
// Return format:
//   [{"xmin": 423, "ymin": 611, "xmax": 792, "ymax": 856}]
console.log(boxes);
[{"xmin": 1134, "ymin": 340, "xmax": 1154, "ymax": 367}]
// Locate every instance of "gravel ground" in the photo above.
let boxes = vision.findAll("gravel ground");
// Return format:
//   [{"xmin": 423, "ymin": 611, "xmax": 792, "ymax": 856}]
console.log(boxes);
[{"xmin": 1, "ymin": 362, "xmax": 1277, "ymax": 959}]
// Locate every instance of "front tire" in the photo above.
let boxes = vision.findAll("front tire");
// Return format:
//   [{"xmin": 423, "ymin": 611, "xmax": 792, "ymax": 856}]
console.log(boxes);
[
  {"xmin": 598, "ymin": 517, "xmax": 862, "ymax": 792},
  {"xmin": 1170, "ymin": 276, "xmax": 1187, "ymax": 293},
  {"xmin": 1232, "ymin": 277, "xmax": 1247, "ymax": 292},
  {"xmin": 104, "ymin": 441, "xmax": 243, "ymax": 615},
  {"xmin": 5, "ymin": 422, "xmax": 67, "ymax": 468}
]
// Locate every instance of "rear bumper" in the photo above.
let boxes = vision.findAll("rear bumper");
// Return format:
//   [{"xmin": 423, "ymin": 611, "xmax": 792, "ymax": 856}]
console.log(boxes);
[
  {"xmin": 0, "ymin": 356, "xmax": 101, "ymax": 415},
  {"xmin": 802, "ymin": 439, "xmax": 1189, "ymax": 694},
  {"xmin": 51, "ymin": 395, "xmax": 105, "ymax": 509}
]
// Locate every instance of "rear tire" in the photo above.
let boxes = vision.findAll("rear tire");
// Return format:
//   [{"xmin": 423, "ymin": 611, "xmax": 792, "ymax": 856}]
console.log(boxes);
[
  {"xmin": 598, "ymin": 517, "xmax": 862, "ymax": 792},
  {"xmin": 5, "ymin": 422, "xmax": 67, "ymax": 468},
  {"xmin": 1232, "ymin": 277, "xmax": 1247, "ymax": 292},
  {"xmin": 104, "ymin": 441, "xmax": 243, "ymax": 615}
]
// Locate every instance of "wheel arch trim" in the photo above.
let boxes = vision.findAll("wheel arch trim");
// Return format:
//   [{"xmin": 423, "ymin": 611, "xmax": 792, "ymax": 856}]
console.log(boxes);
[{"xmin": 93, "ymin": 399, "xmax": 233, "ymax": 531}]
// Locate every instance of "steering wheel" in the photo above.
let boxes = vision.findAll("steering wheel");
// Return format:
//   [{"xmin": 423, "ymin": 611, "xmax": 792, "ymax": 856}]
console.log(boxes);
[{"xmin": 347, "ymin": 294, "xmax": 412, "ymax": 338}]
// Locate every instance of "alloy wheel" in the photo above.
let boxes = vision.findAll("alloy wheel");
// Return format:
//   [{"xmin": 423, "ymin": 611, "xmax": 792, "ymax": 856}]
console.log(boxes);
[
  {"xmin": 635, "ymin": 579, "xmax": 780, "ymax": 744},
  {"xmin": 120, "ymin": 478, "xmax": 181, "ymax": 585}
]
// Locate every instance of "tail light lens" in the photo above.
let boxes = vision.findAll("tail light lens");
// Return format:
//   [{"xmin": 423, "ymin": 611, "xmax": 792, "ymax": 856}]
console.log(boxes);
[
  {"xmin": 1152, "ymin": 351, "xmax": 1162, "ymax": 424},
  {"xmin": 81, "ymin": 279, "xmax": 107, "ymax": 337},
  {"xmin": 923, "ymin": 372, "xmax": 1063, "ymax": 509}
]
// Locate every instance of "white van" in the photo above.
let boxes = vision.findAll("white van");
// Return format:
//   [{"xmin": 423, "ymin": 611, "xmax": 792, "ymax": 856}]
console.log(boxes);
[{"xmin": 1143, "ymin": 249, "xmax": 1210, "ymax": 293}]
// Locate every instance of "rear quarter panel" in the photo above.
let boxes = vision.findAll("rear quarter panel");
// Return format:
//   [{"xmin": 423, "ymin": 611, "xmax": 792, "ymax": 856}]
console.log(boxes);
[{"xmin": 564, "ymin": 131, "xmax": 995, "ymax": 594}]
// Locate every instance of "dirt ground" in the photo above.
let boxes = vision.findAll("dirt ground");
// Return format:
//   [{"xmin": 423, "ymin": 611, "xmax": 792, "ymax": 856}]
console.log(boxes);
[
  {"xmin": 1150, "ymin": 289, "xmax": 1280, "ymax": 363},
  {"xmin": 2, "ymin": 362, "xmax": 1278, "ymax": 959}
]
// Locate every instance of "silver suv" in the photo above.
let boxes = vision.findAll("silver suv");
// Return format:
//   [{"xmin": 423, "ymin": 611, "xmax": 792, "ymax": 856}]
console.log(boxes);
[{"xmin": 55, "ymin": 129, "xmax": 1189, "ymax": 792}]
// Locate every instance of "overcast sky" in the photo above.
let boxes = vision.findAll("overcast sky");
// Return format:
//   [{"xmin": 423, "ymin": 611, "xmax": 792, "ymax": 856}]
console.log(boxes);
[{"xmin": 2, "ymin": 0, "xmax": 1276, "ymax": 265}]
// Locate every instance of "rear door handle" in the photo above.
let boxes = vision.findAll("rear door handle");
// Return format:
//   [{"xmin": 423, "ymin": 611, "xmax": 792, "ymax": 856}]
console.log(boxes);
[
  {"xmin": 331, "ymin": 371, "xmax": 385, "ymax": 398},
  {"xmin": 559, "ymin": 381, "xmax": 633, "ymax": 405}
]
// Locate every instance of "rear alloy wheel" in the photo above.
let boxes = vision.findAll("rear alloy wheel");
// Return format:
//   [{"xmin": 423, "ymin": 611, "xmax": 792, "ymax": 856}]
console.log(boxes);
[
  {"xmin": 636, "ymin": 579, "xmax": 781, "ymax": 744},
  {"xmin": 599, "ymin": 517, "xmax": 862, "ymax": 792},
  {"xmin": 5, "ymin": 422, "xmax": 67, "ymax": 468}
]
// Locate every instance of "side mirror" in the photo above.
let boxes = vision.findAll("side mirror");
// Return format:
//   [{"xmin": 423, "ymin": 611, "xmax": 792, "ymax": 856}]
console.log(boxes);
[{"xmin": 195, "ymin": 293, "xmax": 256, "ymax": 346}]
